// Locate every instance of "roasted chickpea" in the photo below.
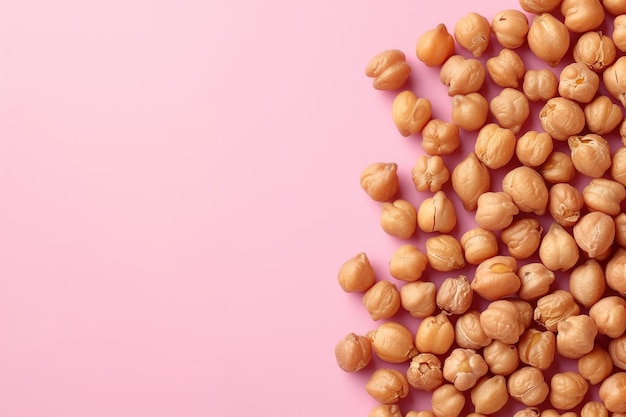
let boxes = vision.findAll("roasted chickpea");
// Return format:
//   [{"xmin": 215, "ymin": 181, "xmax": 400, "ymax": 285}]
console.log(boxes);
[
  {"xmin": 548, "ymin": 183, "xmax": 584, "ymax": 227},
  {"xmin": 338, "ymin": 252, "xmax": 375, "ymax": 293},
  {"xmin": 490, "ymin": 87, "xmax": 530, "ymax": 134},
  {"xmin": 380, "ymin": 199, "xmax": 417, "ymax": 239},
  {"xmin": 412, "ymin": 155, "xmax": 450, "ymax": 193},
  {"xmin": 491, "ymin": 9, "xmax": 529, "ymax": 49},
  {"xmin": 335, "ymin": 332, "xmax": 372, "ymax": 372},
  {"xmin": 365, "ymin": 49, "xmax": 412, "ymax": 90},
  {"xmin": 360, "ymin": 162, "xmax": 399, "ymax": 202},
  {"xmin": 416, "ymin": 23, "xmax": 455, "ymax": 67},
  {"xmin": 523, "ymin": 69, "xmax": 559, "ymax": 101},
  {"xmin": 528, "ymin": 13, "xmax": 571, "ymax": 67},
  {"xmin": 483, "ymin": 339, "xmax": 519, "ymax": 375},
  {"xmin": 451, "ymin": 93, "xmax": 489, "ymax": 132},
  {"xmin": 590, "ymin": 296, "xmax": 626, "ymax": 338},
  {"xmin": 487, "ymin": 48, "xmax": 525, "ymax": 88},
  {"xmin": 454, "ymin": 12, "xmax": 491, "ymax": 57},
  {"xmin": 363, "ymin": 280, "xmax": 401, "ymax": 321},
  {"xmin": 573, "ymin": 31, "xmax": 617, "ymax": 71},
  {"xmin": 471, "ymin": 255, "xmax": 521, "ymax": 301},
  {"xmin": 475, "ymin": 192, "xmax": 519, "ymax": 231},
  {"xmin": 502, "ymin": 166, "xmax": 549, "ymax": 216},
  {"xmin": 451, "ymin": 152, "xmax": 491, "ymax": 212},
  {"xmin": 518, "ymin": 328, "xmax": 556, "ymax": 370},
  {"xmin": 389, "ymin": 244, "xmax": 428, "ymax": 282},
  {"xmin": 407, "ymin": 353, "xmax": 444, "ymax": 392},
  {"xmin": 366, "ymin": 368, "xmax": 410, "ymax": 404},
  {"xmin": 440, "ymin": 55, "xmax": 486, "ymax": 96},
  {"xmin": 417, "ymin": 191, "xmax": 457, "ymax": 233},
  {"xmin": 518, "ymin": 263, "xmax": 556, "ymax": 301},
  {"xmin": 516, "ymin": 131, "xmax": 553, "ymax": 167},
  {"xmin": 534, "ymin": 290, "xmax": 581, "ymax": 331},
  {"xmin": 569, "ymin": 260, "xmax": 606, "ymax": 308},
  {"xmin": 400, "ymin": 281, "xmax": 437, "ymax": 318},
  {"xmin": 392, "ymin": 91, "xmax": 432, "ymax": 136},
  {"xmin": 460, "ymin": 227, "xmax": 498, "ymax": 265}
]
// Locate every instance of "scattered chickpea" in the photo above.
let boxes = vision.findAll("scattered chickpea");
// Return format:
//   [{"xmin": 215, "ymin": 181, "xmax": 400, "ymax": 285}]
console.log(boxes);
[
  {"xmin": 549, "ymin": 371, "xmax": 589, "ymax": 410},
  {"xmin": 579, "ymin": 344, "xmax": 614, "ymax": 384},
  {"xmin": 366, "ymin": 368, "xmax": 410, "ymax": 404},
  {"xmin": 515, "ymin": 409, "xmax": 541, "ymax": 417},
  {"xmin": 604, "ymin": 0, "xmax": 626, "ymax": 14},
  {"xmin": 455, "ymin": 310, "xmax": 492, "ymax": 350},
  {"xmin": 335, "ymin": 332, "xmax": 372, "ymax": 372},
  {"xmin": 442, "ymin": 348, "xmax": 488, "ymax": 391},
  {"xmin": 425, "ymin": 234, "xmax": 465, "ymax": 272},
  {"xmin": 523, "ymin": 69, "xmax": 559, "ymax": 101},
  {"xmin": 556, "ymin": 314, "xmax": 598, "ymax": 359},
  {"xmin": 538, "ymin": 223, "xmax": 579, "ymax": 272},
  {"xmin": 475, "ymin": 191, "xmax": 519, "ymax": 231},
  {"xmin": 400, "ymin": 281, "xmax": 437, "ymax": 318},
  {"xmin": 581, "ymin": 401, "xmax": 609, "ymax": 417},
  {"xmin": 391, "ymin": 91, "xmax": 432, "ymax": 136},
  {"xmin": 454, "ymin": 12, "xmax": 491, "ymax": 57},
  {"xmin": 471, "ymin": 375, "xmax": 509, "ymax": 415},
  {"xmin": 513, "ymin": 299, "xmax": 535, "ymax": 330},
  {"xmin": 338, "ymin": 252, "xmax": 375, "ymax": 293},
  {"xmin": 415, "ymin": 312, "xmax": 455, "ymax": 355},
  {"xmin": 412, "ymin": 155, "xmax": 450, "ymax": 193},
  {"xmin": 573, "ymin": 31, "xmax": 617, "ymax": 72},
  {"xmin": 440, "ymin": 55, "xmax": 485, "ymax": 96},
  {"xmin": 599, "ymin": 372, "xmax": 626, "ymax": 413},
  {"xmin": 568, "ymin": 133, "xmax": 612, "ymax": 178},
  {"xmin": 617, "ymin": 213, "xmax": 626, "ymax": 247},
  {"xmin": 416, "ymin": 23, "xmax": 455, "ymax": 67},
  {"xmin": 483, "ymin": 339, "xmax": 519, "ymax": 375},
  {"xmin": 607, "ymin": 248, "xmax": 626, "ymax": 296},
  {"xmin": 367, "ymin": 321, "xmax": 418, "ymax": 363},
  {"xmin": 612, "ymin": 146, "xmax": 626, "ymax": 187},
  {"xmin": 534, "ymin": 289, "xmax": 581, "ymax": 331},
  {"xmin": 421, "ymin": 119, "xmax": 461, "ymax": 156},
  {"xmin": 518, "ymin": 263, "xmax": 555, "ymax": 301},
  {"xmin": 436, "ymin": 275, "xmax": 472, "ymax": 315},
  {"xmin": 360, "ymin": 162, "xmax": 399, "ymax": 202},
  {"xmin": 369, "ymin": 404, "xmax": 403, "ymax": 417},
  {"xmin": 460, "ymin": 227, "xmax": 498, "ymax": 265},
  {"xmin": 603, "ymin": 56, "xmax": 626, "ymax": 106},
  {"xmin": 610, "ymin": 335, "xmax": 626, "ymax": 370},
  {"xmin": 561, "ymin": 0, "xmax": 605, "ymax": 33},
  {"xmin": 480, "ymin": 300, "xmax": 525, "ymax": 344},
  {"xmin": 583, "ymin": 178, "xmax": 626, "ymax": 216},
  {"xmin": 451, "ymin": 152, "xmax": 490, "ymax": 211},
  {"xmin": 508, "ymin": 366, "xmax": 550, "ymax": 406},
  {"xmin": 558, "ymin": 62, "xmax": 600, "ymax": 103},
  {"xmin": 487, "ymin": 48, "xmax": 525, "ymax": 88},
  {"xmin": 431, "ymin": 384, "xmax": 465, "ymax": 417},
  {"xmin": 363, "ymin": 280, "xmax": 401, "ymax": 321},
  {"xmin": 389, "ymin": 244, "xmax": 428, "ymax": 282},
  {"xmin": 490, "ymin": 87, "xmax": 530, "ymax": 134},
  {"xmin": 417, "ymin": 191, "xmax": 457, "ymax": 233},
  {"xmin": 584, "ymin": 95, "xmax": 622, "ymax": 135},
  {"xmin": 516, "ymin": 131, "xmax": 553, "ymax": 167},
  {"xmin": 491, "ymin": 9, "xmax": 529, "ymax": 49},
  {"xmin": 502, "ymin": 166, "xmax": 549, "ymax": 216},
  {"xmin": 614, "ymin": 15, "xmax": 626, "ymax": 52},
  {"xmin": 380, "ymin": 199, "xmax": 417, "ymax": 240},
  {"xmin": 527, "ymin": 13, "xmax": 571, "ymax": 67},
  {"xmin": 541, "ymin": 151, "xmax": 576, "ymax": 184},
  {"xmin": 590, "ymin": 296, "xmax": 626, "ymax": 338},
  {"xmin": 451, "ymin": 93, "xmax": 489, "ymax": 131},
  {"xmin": 569, "ymin": 260, "xmax": 606, "ymax": 309},
  {"xmin": 365, "ymin": 49, "xmax": 412, "ymax": 90},
  {"xmin": 407, "ymin": 353, "xmax": 444, "ymax": 392},
  {"xmin": 519, "ymin": 0, "xmax": 562, "ymax": 13},
  {"xmin": 475, "ymin": 123, "xmax": 517, "ymax": 169},
  {"xmin": 518, "ymin": 328, "xmax": 556, "ymax": 370},
  {"xmin": 548, "ymin": 183, "xmax": 584, "ymax": 227},
  {"xmin": 573, "ymin": 211, "xmax": 615, "ymax": 259},
  {"xmin": 539, "ymin": 97, "xmax": 585, "ymax": 140},
  {"xmin": 471, "ymin": 255, "xmax": 521, "ymax": 301}
]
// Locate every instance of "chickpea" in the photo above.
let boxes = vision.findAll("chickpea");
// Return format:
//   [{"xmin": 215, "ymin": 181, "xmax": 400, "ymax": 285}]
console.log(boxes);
[
  {"xmin": 581, "ymin": 401, "xmax": 609, "ymax": 417},
  {"xmin": 616, "ymin": 213, "xmax": 626, "ymax": 247},
  {"xmin": 502, "ymin": 166, "xmax": 549, "ymax": 216},
  {"xmin": 612, "ymin": 146, "xmax": 626, "ymax": 187},
  {"xmin": 515, "ymin": 409, "xmax": 541, "ymax": 417},
  {"xmin": 568, "ymin": 134, "xmax": 612, "ymax": 178},
  {"xmin": 519, "ymin": 0, "xmax": 562, "ymax": 13},
  {"xmin": 360, "ymin": 162, "xmax": 399, "ymax": 202},
  {"xmin": 391, "ymin": 91, "xmax": 432, "ymax": 136},
  {"xmin": 460, "ymin": 228, "xmax": 498, "ymax": 265},
  {"xmin": 513, "ymin": 299, "xmax": 535, "ymax": 330},
  {"xmin": 558, "ymin": 62, "xmax": 600, "ymax": 103},
  {"xmin": 380, "ymin": 199, "xmax": 417, "ymax": 240},
  {"xmin": 480, "ymin": 300, "xmax": 525, "ymax": 344},
  {"xmin": 603, "ymin": 56, "xmax": 626, "ymax": 107},
  {"xmin": 436, "ymin": 275, "xmax": 472, "ymax": 315},
  {"xmin": 549, "ymin": 371, "xmax": 589, "ymax": 410},
  {"xmin": 573, "ymin": 31, "xmax": 617, "ymax": 72},
  {"xmin": 610, "ymin": 335, "xmax": 626, "ymax": 370},
  {"xmin": 556, "ymin": 314, "xmax": 598, "ymax": 359},
  {"xmin": 431, "ymin": 384, "xmax": 465, "ymax": 417},
  {"xmin": 573, "ymin": 212, "xmax": 615, "ymax": 259},
  {"xmin": 492, "ymin": 9, "xmax": 529, "ymax": 49},
  {"xmin": 583, "ymin": 178, "xmax": 626, "ymax": 216},
  {"xmin": 338, "ymin": 252, "xmax": 375, "ymax": 293},
  {"xmin": 415, "ymin": 312, "xmax": 455, "ymax": 355},
  {"xmin": 548, "ymin": 183, "xmax": 584, "ymax": 227},
  {"xmin": 407, "ymin": 353, "xmax": 444, "ymax": 392},
  {"xmin": 416, "ymin": 23, "xmax": 455, "ymax": 67},
  {"xmin": 599, "ymin": 372, "xmax": 626, "ymax": 413},
  {"xmin": 454, "ymin": 12, "xmax": 490, "ymax": 57},
  {"xmin": 367, "ymin": 321, "xmax": 418, "ymax": 363},
  {"xmin": 579, "ymin": 344, "xmax": 614, "ymax": 384},
  {"xmin": 607, "ymin": 248, "xmax": 626, "ymax": 296},
  {"xmin": 483, "ymin": 339, "xmax": 519, "ymax": 375},
  {"xmin": 417, "ymin": 191, "xmax": 457, "ymax": 233},
  {"xmin": 443, "ymin": 348, "xmax": 488, "ymax": 391},
  {"xmin": 440, "ymin": 55, "xmax": 485, "ymax": 96},
  {"xmin": 614, "ymin": 15, "xmax": 626, "ymax": 52},
  {"xmin": 561, "ymin": 0, "xmax": 605, "ymax": 33},
  {"xmin": 528, "ymin": 13, "xmax": 571, "ymax": 67},
  {"xmin": 590, "ymin": 296, "xmax": 626, "ymax": 338},
  {"xmin": 400, "ymin": 281, "xmax": 437, "ymax": 318},
  {"xmin": 541, "ymin": 151, "xmax": 576, "ymax": 184},
  {"xmin": 585, "ymin": 96, "xmax": 622, "ymax": 135},
  {"xmin": 534, "ymin": 290, "xmax": 581, "ymax": 331},
  {"xmin": 569, "ymin": 260, "xmax": 606, "ymax": 309},
  {"xmin": 335, "ymin": 332, "xmax": 372, "ymax": 372},
  {"xmin": 523, "ymin": 69, "xmax": 558, "ymax": 101},
  {"xmin": 455, "ymin": 310, "xmax": 492, "ymax": 350},
  {"xmin": 363, "ymin": 280, "xmax": 401, "ymax": 321},
  {"xmin": 389, "ymin": 244, "xmax": 428, "ymax": 282},
  {"xmin": 519, "ymin": 328, "xmax": 556, "ymax": 370},
  {"xmin": 475, "ymin": 123, "xmax": 517, "ymax": 169},
  {"xmin": 421, "ymin": 119, "xmax": 461, "ymax": 156},
  {"xmin": 471, "ymin": 255, "xmax": 521, "ymax": 301},
  {"xmin": 366, "ymin": 368, "xmax": 410, "ymax": 404},
  {"xmin": 518, "ymin": 263, "xmax": 556, "ymax": 301},
  {"xmin": 487, "ymin": 48, "xmax": 525, "ymax": 88},
  {"xmin": 425, "ymin": 234, "xmax": 465, "ymax": 272},
  {"xmin": 490, "ymin": 87, "xmax": 530, "ymax": 134},
  {"xmin": 471, "ymin": 375, "xmax": 509, "ymax": 415},
  {"xmin": 369, "ymin": 404, "xmax": 403, "ymax": 417},
  {"xmin": 539, "ymin": 97, "xmax": 585, "ymax": 140},
  {"xmin": 451, "ymin": 152, "xmax": 490, "ymax": 212},
  {"xmin": 516, "ymin": 131, "xmax": 553, "ymax": 167},
  {"xmin": 539, "ymin": 223, "xmax": 579, "ymax": 272},
  {"xmin": 621, "ymin": 119, "xmax": 626, "ymax": 145},
  {"xmin": 365, "ymin": 49, "xmax": 412, "ymax": 91},
  {"xmin": 508, "ymin": 366, "xmax": 550, "ymax": 406},
  {"xmin": 475, "ymin": 192, "xmax": 519, "ymax": 231},
  {"xmin": 604, "ymin": 0, "xmax": 626, "ymax": 14},
  {"xmin": 412, "ymin": 155, "xmax": 450, "ymax": 193},
  {"xmin": 451, "ymin": 93, "xmax": 489, "ymax": 132},
  {"xmin": 406, "ymin": 412, "xmax": 435, "ymax": 417}
]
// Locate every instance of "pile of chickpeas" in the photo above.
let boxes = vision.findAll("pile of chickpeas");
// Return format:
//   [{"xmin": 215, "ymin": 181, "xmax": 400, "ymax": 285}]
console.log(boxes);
[{"xmin": 334, "ymin": 1, "xmax": 626, "ymax": 416}]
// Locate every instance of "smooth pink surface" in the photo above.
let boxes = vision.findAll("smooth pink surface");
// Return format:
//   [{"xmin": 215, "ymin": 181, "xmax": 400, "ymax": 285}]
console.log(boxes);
[{"xmin": 1, "ymin": 0, "xmax": 618, "ymax": 416}]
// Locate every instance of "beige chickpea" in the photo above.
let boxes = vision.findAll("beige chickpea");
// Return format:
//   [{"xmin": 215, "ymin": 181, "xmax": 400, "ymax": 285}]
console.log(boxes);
[
  {"xmin": 334, "ymin": 332, "xmax": 372, "ymax": 372},
  {"xmin": 573, "ymin": 211, "xmax": 615, "ymax": 258},
  {"xmin": 471, "ymin": 255, "xmax": 521, "ymax": 301},
  {"xmin": 515, "ymin": 409, "xmax": 541, "ymax": 417},
  {"xmin": 518, "ymin": 328, "xmax": 556, "ymax": 370},
  {"xmin": 585, "ymin": 96, "xmax": 622, "ymax": 135},
  {"xmin": 604, "ymin": 0, "xmax": 626, "ymax": 14},
  {"xmin": 569, "ymin": 260, "xmax": 606, "ymax": 308},
  {"xmin": 620, "ymin": 118, "xmax": 626, "ymax": 145},
  {"xmin": 539, "ymin": 97, "xmax": 585, "ymax": 140},
  {"xmin": 610, "ymin": 335, "xmax": 626, "ymax": 369},
  {"xmin": 534, "ymin": 289, "xmax": 581, "ymax": 331},
  {"xmin": 538, "ymin": 223, "xmax": 579, "ymax": 272},
  {"xmin": 483, "ymin": 339, "xmax": 519, "ymax": 375},
  {"xmin": 475, "ymin": 192, "xmax": 519, "ymax": 231},
  {"xmin": 360, "ymin": 162, "xmax": 399, "ymax": 202},
  {"xmin": 487, "ymin": 48, "xmax": 525, "ymax": 88},
  {"xmin": 562, "ymin": 0, "xmax": 605, "ymax": 32},
  {"xmin": 415, "ymin": 312, "xmax": 455, "ymax": 355},
  {"xmin": 578, "ymin": 344, "xmax": 614, "ymax": 384},
  {"xmin": 443, "ymin": 348, "xmax": 488, "ymax": 391},
  {"xmin": 558, "ymin": 62, "xmax": 600, "ymax": 103},
  {"xmin": 568, "ymin": 134, "xmax": 612, "ymax": 178},
  {"xmin": 431, "ymin": 384, "xmax": 465, "ymax": 417},
  {"xmin": 550, "ymin": 371, "xmax": 589, "ymax": 410},
  {"xmin": 523, "ymin": 69, "xmax": 559, "ymax": 101},
  {"xmin": 474, "ymin": 123, "xmax": 517, "ymax": 169},
  {"xmin": 528, "ymin": 13, "xmax": 570, "ymax": 67},
  {"xmin": 412, "ymin": 155, "xmax": 450, "ymax": 193},
  {"xmin": 617, "ymin": 213, "xmax": 626, "ymax": 248},
  {"xmin": 513, "ymin": 299, "xmax": 534, "ymax": 330},
  {"xmin": 366, "ymin": 321, "xmax": 418, "ymax": 363},
  {"xmin": 406, "ymin": 412, "xmax": 435, "ymax": 417},
  {"xmin": 451, "ymin": 93, "xmax": 489, "ymax": 132},
  {"xmin": 508, "ymin": 366, "xmax": 550, "ymax": 406},
  {"xmin": 363, "ymin": 280, "xmax": 401, "ymax": 321},
  {"xmin": 518, "ymin": 263, "xmax": 556, "ymax": 301},
  {"xmin": 492, "ymin": 9, "xmax": 529, "ymax": 49},
  {"xmin": 502, "ymin": 166, "xmax": 549, "ymax": 216},
  {"xmin": 400, "ymin": 281, "xmax": 437, "ymax": 318},
  {"xmin": 490, "ymin": 87, "xmax": 530, "ymax": 134},
  {"xmin": 471, "ymin": 375, "xmax": 509, "ymax": 415},
  {"xmin": 425, "ymin": 234, "xmax": 465, "ymax": 272},
  {"xmin": 615, "ymin": 15, "xmax": 626, "ymax": 52},
  {"xmin": 369, "ymin": 404, "xmax": 403, "ymax": 417},
  {"xmin": 612, "ymin": 147, "xmax": 626, "ymax": 187},
  {"xmin": 391, "ymin": 91, "xmax": 432, "ymax": 137},
  {"xmin": 460, "ymin": 228, "xmax": 498, "ymax": 265},
  {"xmin": 389, "ymin": 244, "xmax": 428, "ymax": 282},
  {"xmin": 516, "ymin": 131, "xmax": 553, "ymax": 167},
  {"xmin": 603, "ymin": 56, "xmax": 626, "ymax": 106},
  {"xmin": 454, "ymin": 12, "xmax": 490, "ymax": 57},
  {"xmin": 520, "ymin": 0, "xmax": 562, "ymax": 12},
  {"xmin": 480, "ymin": 300, "xmax": 525, "ymax": 344},
  {"xmin": 583, "ymin": 178, "xmax": 626, "ymax": 216},
  {"xmin": 599, "ymin": 372, "xmax": 626, "ymax": 413},
  {"xmin": 607, "ymin": 248, "xmax": 626, "ymax": 296},
  {"xmin": 581, "ymin": 401, "xmax": 609, "ymax": 417},
  {"xmin": 573, "ymin": 31, "xmax": 617, "ymax": 72},
  {"xmin": 440, "ymin": 55, "xmax": 485, "ymax": 96},
  {"xmin": 556, "ymin": 314, "xmax": 598, "ymax": 359},
  {"xmin": 338, "ymin": 252, "xmax": 375, "ymax": 293},
  {"xmin": 380, "ymin": 199, "xmax": 417, "ymax": 240},
  {"xmin": 421, "ymin": 119, "xmax": 461, "ymax": 156},
  {"xmin": 416, "ymin": 23, "xmax": 455, "ymax": 67},
  {"xmin": 365, "ymin": 49, "xmax": 412, "ymax": 91},
  {"xmin": 548, "ymin": 183, "xmax": 584, "ymax": 227},
  {"xmin": 455, "ymin": 310, "xmax": 492, "ymax": 350},
  {"xmin": 590, "ymin": 296, "xmax": 626, "ymax": 338},
  {"xmin": 407, "ymin": 353, "xmax": 444, "ymax": 392},
  {"xmin": 451, "ymin": 152, "xmax": 490, "ymax": 212},
  {"xmin": 541, "ymin": 151, "xmax": 576, "ymax": 184},
  {"xmin": 436, "ymin": 275, "xmax": 472, "ymax": 315},
  {"xmin": 418, "ymin": 191, "xmax": 457, "ymax": 233},
  {"xmin": 366, "ymin": 368, "xmax": 410, "ymax": 404}
]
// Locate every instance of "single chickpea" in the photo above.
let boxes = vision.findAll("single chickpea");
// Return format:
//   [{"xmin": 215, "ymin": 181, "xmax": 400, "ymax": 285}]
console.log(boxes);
[
  {"xmin": 412, "ymin": 155, "xmax": 450, "ymax": 193},
  {"xmin": 417, "ymin": 191, "xmax": 457, "ymax": 233},
  {"xmin": 334, "ymin": 332, "xmax": 372, "ymax": 372},
  {"xmin": 416, "ymin": 23, "xmax": 455, "ymax": 67},
  {"xmin": 475, "ymin": 123, "xmax": 517, "ymax": 169},
  {"xmin": 425, "ymin": 234, "xmax": 465, "ymax": 272},
  {"xmin": 568, "ymin": 134, "xmax": 612, "ymax": 178},
  {"xmin": 534, "ymin": 289, "xmax": 581, "ymax": 331},
  {"xmin": 556, "ymin": 314, "xmax": 598, "ymax": 359},
  {"xmin": 573, "ymin": 31, "xmax": 617, "ymax": 72},
  {"xmin": 590, "ymin": 296, "xmax": 626, "ymax": 338},
  {"xmin": 480, "ymin": 300, "xmax": 525, "ymax": 344},
  {"xmin": 519, "ymin": 0, "xmax": 562, "ymax": 13},
  {"xmin": 516, "ymin": 131, "xmax": 553, "ymax": 167},
  {"xmin": 440, "ymin": 55, "xmax": 485, "ymax": 96},
  {"xmin": 431, "ymin": 384, "xmax": 465, "ymax": 417},
  {"xmin": 400, "ymin": 281, "xmax": 437, "ymax": 318},
  {"xmin": 508, "ymin": 366, "xmax": 550, "ymax": 406},
  {"xmin": 558, "ymin": 62, "xmax": 600, "ymax": 103},
  {"xmin": 539, "ymin": 97, "xmax": 585, "ymax": 140},
  {"xmin": 415, "ymin": 312, "xmax": 455, "ymax": 355},
  {"xmin": 421, "ymin": 119, "xmax": 461, "ymax": 156},
  {"xmin": 583, "ymin": 178, "xmax": 626, "ymax": 216},
  {"xmin": 407, "ymin": 353, "xmax": 444, "ymax": 392},
  {"xmin": 610, "ymin": 335, "xmax": 626, "ymax": 370},
  {"xmin": 366, "ymin": 368, "xmax": 410, "ymax": 404},
  {"xmin": 604, "ymin": 0, "xmax": 626, "ymax": 14},
  {"xmin": 614, "ymin": 15, "xmax": 626, "ymax": 52},
  {"xmin": 585, "ymin": 96, "xmax": 622, "ymax": 135},
  {"xmin": 471, "ymin": 255, "xmax": 521, "ymax": 301},
  {"xmin": 599, "ymin": 372, "xmax": 626, "ymax": 413},
  {"xmin": 548, "ymin": 183, "xmax": 584, "ymax": 227},
  {"xmin": 338, "ymin": 252, "xmax": 375, "ymax": 293},
  {"xmin": 483, "ymin": 339, "xmax": 519, "ymax": 375},
  {"xmin": 581, "ymin": 401, "xmax": 609, "ymax": 417},
  {"xmin": 573, "ymin": 212, "xmax": 615, "ymax": 259},
  {"xmin": 380, "ymin": 199, "xmax": 417, "ymax": 240},
  {"xmin": 365, "ymin": 49, "xmax": 412, "ymax": 91},
  {"xmin": 471, "ymin": 375, "xmax": 509, "ymax": 415},
  {"xmin": 455, "ymin": 310, "xmax": 492, "ymax": 350},
  {"xmin": 515, "ymin": 409, "xmax": 540, "ymax": 417},
  {"xmin": 451, "ymin": 93, "xmax": 489, "ymax": 132},
  {"xmin": 406, "ymin": 412, "xmax": 435, "ymax": 417},
  {"xmin": 360, "ymin": 162, "xmax": 399, "ymax": 202},
  {"xmin": 369, "ymin": 404, "xmax": 403, "ymax": 417},
  {"xmin": 454, "ymin": 12, "xmax": 491, "ymax": 57},
  {"xmin": 436, "ymin": 275, "xmax": 473, "ymax": 315},
  {"xmin": 569, "ymin": 260, "xmax": 606, "ymax": 308},
  {"xmin": 612, "ymin": 146, "xmax": 626, "ymax": 187},
  {"xmin": 451, "ymin": 152, "xmax": 490, "ymax": 212},
  {"xmin": 366, "ymin": 321, "xmax": 418, "ymax": 363},
  {"xmin": 475, "ymin": 191, "xmax": 519, "ymax": 231},
  {"xmin": 502, "ymin": 166, "xmax": 549, "ymax": 216},
  {"xmin": 391, "ymin": 91, "xmax": 432, "ymax": 137},
  {"xmin": 490, "ymin": 87, "xmax": 530, "ymax": 134},
  {"xmin": 518, "ymin": 328, "xmax": 556, "ymax": 370},
  {"xmin": 363, "ymin": 280, "xmax": 401, "ymax": 321},
  {"xmin": 607, "ymin": 248, "xmax": 626, "ymax": 296},
  {"xmin": 512, "ymin": 299, "xmax": 534, "ymax": 330},
  {"xmin": 578, "ymin": 344, "xmax": 614, "ymax": 384},
  {"xmin": 538, "ymin": 223, "xmax": 579, "ymax": 272},
  {"xmin": 550, "ymin": 371, "xmax": 589, "ymax": 410},
  {"xmin": 492, "ymin": 9, "xmax": 529, "ymax": 49},
  {"xmin": 528, "ymin": 13, "xmax": 571, "ymax": 67},
  {"xmin": 518, "ymin": 263, "xmax": 555, "ymax": 301},
  {"xmin": 541, "ymin": 151, "xmax": 576, "ymax": 184},
  {"xmin": 616, "ymin": 213, "xmax": 626, "ymax": 247},
  {"xmin": 443, "ymin": 348, "xmax": 488, "ymax": 391},
  {"xmin": 523, "ymin": 69, "xmax": 559, "ymax": 101},
  {"xmin": 389, "ymin": 244, "xmax": 428, "ymax": 282},
  {"xmin": 487, "ymin": 48, "xmax": 525, "ymax": 88},
  {"xmin": 460, "ymin": 228, "xmax": 498, "ymax": 265},
  {"xmin": 561, "ymin": 0, "xmax": 605, "ymax": 33},
  {"xmin": 603, "ymin": 56, "xmax": 626, "ymax": 106}
]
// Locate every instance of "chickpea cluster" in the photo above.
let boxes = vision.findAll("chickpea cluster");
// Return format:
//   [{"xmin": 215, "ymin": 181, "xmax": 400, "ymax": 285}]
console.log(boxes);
[{"xmin": 340, "ymin": 2, "xmax": 626, "ymax": 417}]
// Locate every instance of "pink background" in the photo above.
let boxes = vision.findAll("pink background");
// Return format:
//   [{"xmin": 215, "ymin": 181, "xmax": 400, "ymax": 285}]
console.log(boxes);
[{"xmin": 0, "ymin": 0, "xmax": 618, "ymax": 416}]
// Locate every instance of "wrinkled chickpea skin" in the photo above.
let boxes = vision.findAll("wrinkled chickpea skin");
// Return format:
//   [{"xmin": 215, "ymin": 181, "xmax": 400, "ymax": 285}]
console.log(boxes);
[
  {"xmin": 391, "ymin": 91, "xmax": 432, "ymax": 136},
  {"xmin": 431, "ymin": 384, "xmax": 465, "ymax": 417},
  {"xmin": 490, "ymin": 87, "xmax": 530, "ymax": 134},
  {"xmin": 360, "ymin": 162, "xmax": 399, "ymax": 202},
  {"xmin": 561, "ymin": 0, "xmax": 605, "ymax": 33},
  {"xmin": 487, "ymin": 48, "xmax": 525, "ymax": 88},
  {"xmin": 578, "ymin": 344, "xmax": 614, "ymax": 385},
  {"xmin": 518, "ymin": 328, "xmax": 555, "ymax": 370},
  {"xmin": 471, "ymin": 375, "xmax": 508, "ymax": 414},
  {"xmin": 556, "ymin": 314, "xmax": 598, "ymax": 359},
  {"xmin": 389, "ymin": 244, "xmax": 428, "ymax": 282},
  {"xmin": 365, "ymin": 49, "xmax": 412, "ymax": 91},
  {"xmin": 425, "ymin": 234, "xmax": 465, "ymax": 272},
  {"xmin": 502, "ymin": 166, "xmax": 548, "ymax": 215},
  {"xmin": 475, "ymin": 123, "xmax": 517, "ymax": 169},
  {"xmin": 611, "ymin": 146, "xmax": 626, "ymax": 187},
  {"xmin": 365, "ymin": 368, "xmax": 410, "ymax": 404},
  {"xmin": 523, "ymin": 69, "xmax": 558, "ymax": 102},
  {"xmin": 549, "ymin": 371, "xmax": 589, "ymax": 410},
  {"xmin": 460, "ymin": 227, "xmax": 498, "ymax": 265},
  {"xmin": 508, "ymin": 366, "xmax": 550, "ymax": 406},
  {"xmin": 400, "ymin": 281, "xmax": 437, "ymax": 318},
  {"xmin": 583, "ymin": 178, "xmax": 626, "ymax": 216},
  {"xmin": 436, "ymin": 275, "xmax": 472, "ymax": 315},
  {"xmin": 455, "ymin": 310, "xmax": 492, "ymax": 349},
  {"xmin": 415, "ymin": 312, "xmax": 455, "ymax": 355},
  {"xmin": 442, "ymin": 348, "xmax": 488, "ymax": 391},
  {"xmin": 538, "ymin": 223, "xmax": 579, "ymax": 272},
  {"xmin": 471, "ymin": 255, "xmax": 521, "ymax": 301},
  {"xmin": 338, "ymin": 252, "xmax": 375, "ymax": 293},
  {"xmin": 454, "ymin": 12, "xmax": 491, "ymax": 57},
  {"xmin": 568, "ymin": 133, "xmax": 612, "ymax": 178},
  {"xmin": 606, "ymin": 248, "xmax": 626, "ymax": 296},
  {"xmin": 573, "ymin": 211, "xmax": 615, "ymax": 259},
  {"xmin": 363, "ymin": 280, "xmax": 401, "ymax": 321},
  {"xmin": 380, "ymin": 199, "xmax": 417, "ymax": 240},
  {"xmin": 407, "ymin": 353, "xmax": 444, "ymax": 392},
  {"xmin": 421, "ymin": 119, "xmax": 461, "ymax": 156},
  {"xmin": 440, "ymin": 55, "xmax": 485, "ymax": 96},
  {"xmin": 590, "ymin": 296, "xmax": 626, "ymax": 338},
  {"xmin": 480, "ymin": 300, "xmax": 525, "ymax": 344},
  {"xmin": 541, "ymin": 151, "xmax": 576, "ymax": 184},
  {"xmin": 534, "ymin": 290, "xmax": 581, "ymax": 331},
  {"xmin": 475, "ymin": 191, "xmax": 519, "ymax": 231},
  {"xmin": 367, "ymin": 321, "xmax": 418, "ymax": 363},
  {"xmin": 540, "ymin": 97, "xmax": 585, "ymax": 140},
  {"xmin": 483, "ymin": 339, "xmax": 519, "ymax": 375},
  {"xmin": 412, "ymin": 155, "xmax": 449, "ymax": 193},
  {"xmin": 518, "ymin": 263, "xmax": 555, "ymax": 301},
  {"xmin": 491, "ymin": 9, "xmax": 529, "ymax": 49},
  {"xmin": 548, "ymin": 183, "xmax": 583, "ymax": 227},
  {"xmin": 585, "ymin": 95, "xmax": 622, "ymax": 135},
  {"xmin": 335, "ymin": 332, "xmax": 372, "ymax": 372},
  {"xmin": 558, "ymin": 62, "xmax": 600, "ymax": 103},
  {"xmin": 369, "ymin": 404, "xmax": 403, "ymax": 417},
  {"xmin": 573, "ymin": 31, "xmax": 617, "ymax": 72},
  {"xmin": 516, "ymin": 131, "xmax": 553, "ymax": 167}
]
